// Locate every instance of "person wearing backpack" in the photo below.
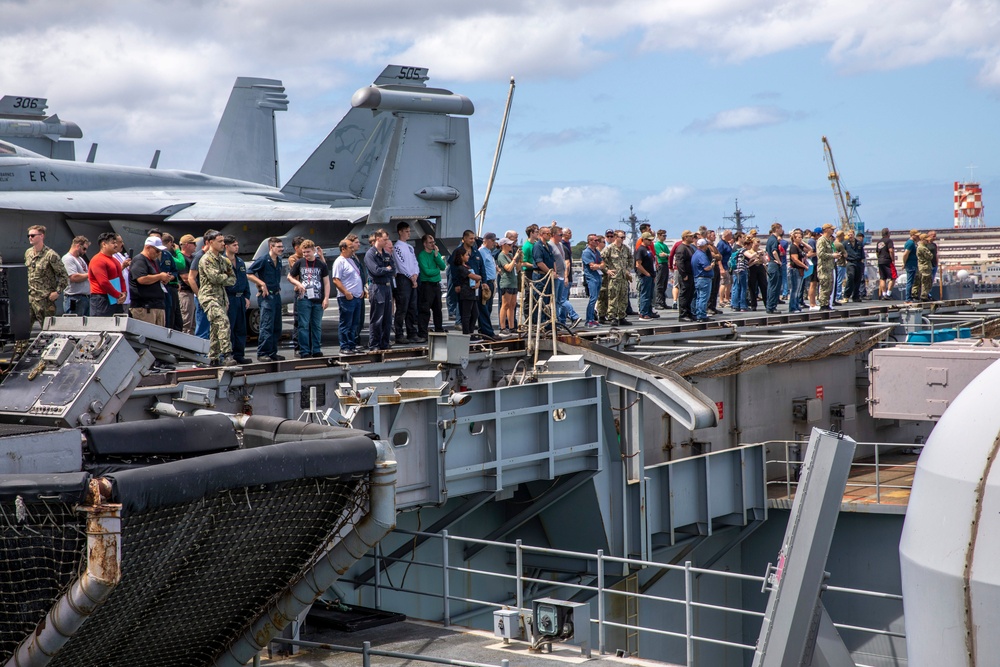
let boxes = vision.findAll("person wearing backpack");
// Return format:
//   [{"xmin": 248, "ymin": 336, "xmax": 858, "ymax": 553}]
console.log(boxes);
[{"xmin": 729, "ymin": 238, "xmax": 749, "ymax": 312}]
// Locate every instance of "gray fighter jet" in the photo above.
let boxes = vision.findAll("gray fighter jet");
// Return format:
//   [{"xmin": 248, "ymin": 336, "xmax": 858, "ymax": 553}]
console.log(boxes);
[{"xmin": 0, "ymin": 65, "xmax": 474, "ymax": 260}]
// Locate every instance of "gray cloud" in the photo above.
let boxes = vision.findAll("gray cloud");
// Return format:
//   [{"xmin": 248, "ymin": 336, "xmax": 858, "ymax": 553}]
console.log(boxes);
[{"xmin": 515, "ymin": 124, "xmax": 610, "ymax": 151}]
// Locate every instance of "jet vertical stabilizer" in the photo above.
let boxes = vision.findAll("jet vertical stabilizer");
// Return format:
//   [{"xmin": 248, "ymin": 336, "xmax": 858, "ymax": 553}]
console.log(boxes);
[
  {"xmin": 201, "ymin": 77, "xmax": 288, "ymax": 187},
  {"xmin": 280, "ymin": 65, "xmax": 440, "ymax": 205},
  {"xmin": 365, "ymin": 112, "xmax": 474, "ymax": 240},
  {"xmin": 0, "ymin": 96, "xmax": 80, "ymax": 160}
]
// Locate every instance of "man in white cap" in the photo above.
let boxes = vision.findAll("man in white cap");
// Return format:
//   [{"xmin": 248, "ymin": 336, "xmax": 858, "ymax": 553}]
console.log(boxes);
[
  {"xmin": 128, "ymin": 236, "xmax": 173, "ymax": 326},
  {"xmin": 691, "ymin": 237, "xmax": 717, "ymax": 322}
]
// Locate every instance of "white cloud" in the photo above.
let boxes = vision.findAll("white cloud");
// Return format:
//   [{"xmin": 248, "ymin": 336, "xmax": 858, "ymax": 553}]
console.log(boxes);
[
  {"xmin": 539, "ymin": 185, "xmax": 621, "ymax": 215},
  {"xmin": 3, "ymin": 0, "xmax": 999, "ymax": 173},
  {"xmin": 685, "ymin": 106, "xmax": 791, "ymax": 133},
  {"xmin": 640, "ymin": 185, "xmax": 694, "ymax": 211}
]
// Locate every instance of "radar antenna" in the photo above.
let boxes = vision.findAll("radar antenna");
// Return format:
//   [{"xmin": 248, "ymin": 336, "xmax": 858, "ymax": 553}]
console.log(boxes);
[
  {"xmin": 723, "ymin": 199, "xmax": 755, "ymax": 234},
  {"xmin": 619, "ymin": 205, "xmax": 648, "ymax": 246}
]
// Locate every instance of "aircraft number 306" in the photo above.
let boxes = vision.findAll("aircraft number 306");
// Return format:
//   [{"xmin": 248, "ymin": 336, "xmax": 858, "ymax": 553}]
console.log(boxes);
[{"xmin": 12, "ymin": 97, "xmax": 41, "ymax": 110}]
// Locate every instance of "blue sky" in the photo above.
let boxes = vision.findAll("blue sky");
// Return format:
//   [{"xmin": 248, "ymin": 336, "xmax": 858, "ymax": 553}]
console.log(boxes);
[{"xmin": 3, "ymin": 0, "xmax": 999, "ymax": 239}]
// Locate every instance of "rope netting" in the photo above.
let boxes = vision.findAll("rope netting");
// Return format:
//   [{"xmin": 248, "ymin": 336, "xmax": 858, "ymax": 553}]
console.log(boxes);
[
  {"xmin": 1, "ymin": 475, "xmax": 369, "ymax": 667},
  {"xmin": 0, "ymin": 499, "xmax": 87, "ymax": 661}
]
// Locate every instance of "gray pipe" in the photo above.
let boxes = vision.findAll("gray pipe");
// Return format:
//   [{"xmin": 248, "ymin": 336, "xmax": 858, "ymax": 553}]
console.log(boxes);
[
  {"xmin": 214, "ymin": 443, "xmax": 397, "ymax": 667},
  {"xmin": 6, "ymin": 498, "xmax": 122, "ymax": 667}
]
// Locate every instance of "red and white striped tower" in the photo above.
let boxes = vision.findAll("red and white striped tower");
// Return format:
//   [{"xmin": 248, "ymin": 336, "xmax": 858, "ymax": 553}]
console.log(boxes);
[{"xmin": 954, "ymin": 181, "xmax": 985, "ymax": 228}]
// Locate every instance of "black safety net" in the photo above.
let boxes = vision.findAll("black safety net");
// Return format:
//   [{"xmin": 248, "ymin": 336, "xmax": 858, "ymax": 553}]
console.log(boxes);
[
  {"xmin": 48, "ymin": 474, "xmax": 369, "ymax": 667},
  {"xmin": 0, "ymin": 435, "xmax": 378, "ymax": 667},
  {"xmin": 0, "ymin": 498, "xmax": 87, "ymax": 663}
]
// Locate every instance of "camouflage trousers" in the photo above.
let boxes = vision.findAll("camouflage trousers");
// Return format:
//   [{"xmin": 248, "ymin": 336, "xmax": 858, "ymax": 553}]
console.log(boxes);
[
  {"xmin": 607, "ymin": 276, "xmax": 628, "ymax": 320},
  {"xmin": 29, "ymin": 297, "xmax": 56, "ymax": 328},
  {"xmin": 597, "ymin": 273, "xmax": 610, "ymax": 318},
  {"xmin": 918, "ymin": 270, "xmax": 932, "ymax": 299},
  {"xmin": 818, "ymin": 266, "xmax": 834, "ymax": 307},
  {"xmin": 202, "ymin": 297, "xmax": 232, "ymax": 360}
]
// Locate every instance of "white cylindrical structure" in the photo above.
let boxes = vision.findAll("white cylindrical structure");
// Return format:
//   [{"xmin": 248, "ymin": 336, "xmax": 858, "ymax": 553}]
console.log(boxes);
[
  {"xmin": 351, "ymin": 86, "xmax": 474, "ymax": 115},
  {"xmin": 900, "ymin": 357, "xmax": 1000, "ymax": 666}
]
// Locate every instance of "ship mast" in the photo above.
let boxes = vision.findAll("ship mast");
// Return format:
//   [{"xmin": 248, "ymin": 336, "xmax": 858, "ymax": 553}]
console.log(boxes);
[
  {"xmin": 723, "ymin": 199, "xmax": 755, "ymax": 235},
  {"xmin": 619, "ymin": 205, "xmax": 648, "ymax": 245}
]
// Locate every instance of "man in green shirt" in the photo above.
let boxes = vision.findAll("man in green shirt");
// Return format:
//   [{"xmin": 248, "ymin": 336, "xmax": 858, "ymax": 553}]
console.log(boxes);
[
  {"xmin": 417, "ymin": 233, "xmax": 447, "ymax": 337},
  {"xmin": 653, "ymin": 229, "xmax": 670, "ymax": 309},
  {"xmin": 520, "ymin": 224, "xmax": 538, "ymax": 322}
]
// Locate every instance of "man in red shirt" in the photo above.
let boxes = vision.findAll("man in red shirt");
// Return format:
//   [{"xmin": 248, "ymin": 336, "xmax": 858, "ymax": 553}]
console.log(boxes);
[
  {"xmin": 667, "ymin": 236, "xmax": 686, "ymax": 309},
  {"xmin": 88, "ymin": 232, "xmax": 126, "ymax": 317}
]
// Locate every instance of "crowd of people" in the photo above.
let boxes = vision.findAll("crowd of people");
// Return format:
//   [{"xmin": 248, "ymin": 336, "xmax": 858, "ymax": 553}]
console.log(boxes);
[
  {"xmin": 21, "ymin": 220, "xmax": 944, "ymax": 366},
  {"xmin": 22, "ymin": 222, "xmax": 562, "ymax": 366},
  {"xmin": 587, "ymin": 222, "xmax": 942, "ymax": 321}
]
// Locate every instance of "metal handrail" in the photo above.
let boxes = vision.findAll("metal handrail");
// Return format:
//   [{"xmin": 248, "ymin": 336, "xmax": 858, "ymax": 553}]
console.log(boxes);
[
  {"xmin": 269, "ymin": 638, "xmax": 510, "ymax": 667},
  {"xmin": 355, "ymin": 528, "xmax": 904, "ymax": 666},
  {"xmin": 760, "ymin": 439, "xmax": 921, "ymax": 503}
]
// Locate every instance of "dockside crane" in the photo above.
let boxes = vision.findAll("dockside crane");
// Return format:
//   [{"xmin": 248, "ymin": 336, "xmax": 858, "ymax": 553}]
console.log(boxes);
[{"xmin": 821, "ymin": 136, "xmax": 863, "ymax": 234}]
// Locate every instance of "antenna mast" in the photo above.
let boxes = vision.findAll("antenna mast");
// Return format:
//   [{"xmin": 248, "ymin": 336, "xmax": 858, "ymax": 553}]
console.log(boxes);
[{"xmin": 723, "ymin": 199, "xmax": 755, "ymax": 234}]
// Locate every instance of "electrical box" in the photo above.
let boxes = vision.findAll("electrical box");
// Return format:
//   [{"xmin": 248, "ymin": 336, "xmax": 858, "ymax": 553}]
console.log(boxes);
[
  {"xmin": 830, "ymin": 403, "xmax": 856, "ymax": 420},
  {"xmin": 493, "ymin": 608, "xmax": 523, "ymax": 642},
  {"xmin": 427, "ymin": 332, "xmax": 470, "ymax": 368},
  {"xmin": 792, "ymin": 397, "xmax": 822, "ymax": 423},
  {"xmin": 531, "ymin": 597, "xmax": 590, "ymax": 656}
]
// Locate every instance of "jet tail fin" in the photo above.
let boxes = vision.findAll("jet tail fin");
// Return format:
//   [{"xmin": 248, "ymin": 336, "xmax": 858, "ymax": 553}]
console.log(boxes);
[
  {"xmin": 201, "ymin": 77, "xmax": 288, "ymax": 186},
  {"xmin": 281, "ymin": 65, "xmax": 475, "ymax": 240}
]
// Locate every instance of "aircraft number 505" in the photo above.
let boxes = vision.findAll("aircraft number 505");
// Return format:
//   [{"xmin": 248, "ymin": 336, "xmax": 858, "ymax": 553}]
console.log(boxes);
[
  {"xmin": 13, "ymin": 97, "xmax": 41, "ymax": 110},
  {"xmin": 397, "ymin": 67, "xmax": 423, "ymax": 80}
]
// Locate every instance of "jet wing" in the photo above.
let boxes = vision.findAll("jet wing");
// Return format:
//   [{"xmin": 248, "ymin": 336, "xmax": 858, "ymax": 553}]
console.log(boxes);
[{"xmin": 0, "ymin": 189, "xmax": 369, "ymax": 222}]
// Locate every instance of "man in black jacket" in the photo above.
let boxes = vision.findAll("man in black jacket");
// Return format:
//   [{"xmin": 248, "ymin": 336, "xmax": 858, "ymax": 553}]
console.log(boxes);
[
  {"xmin": 675, "ymin": 231, "xmax": 696, "ymax": 322},
  {"xmin": 843, "ymin": 230, "xmax": 865, "ymax": 302}
]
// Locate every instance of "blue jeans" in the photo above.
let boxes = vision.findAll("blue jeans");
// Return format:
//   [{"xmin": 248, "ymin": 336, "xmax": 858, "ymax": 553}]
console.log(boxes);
[
  {"xmin": 780, "ymin": 263, "xmax": 788, "ymax": 298},
  {"xmin": 194, "ymin": 297, "xmax": 209, "ymax": 340},
  {"xmin": 256, "ymin": 293, "xmax": 282, "ymax": 357},
  {"xmin": 694, "ymin": 276, "xmax": 711, "ymax": 320},
  {"xmin": 555, "ymin": 278, "xmax": 579, "ymax": 323},
  {"xmin": 64, "ymin": 294, "xmax": 90, "ymax": 316},
  {"xmin": 731, "ymin": 272, "xmax": 747, "ymax": 311},
  {"xmin": 638, "ymin": 274, "xmax": 654, "ymax": 316},
  {"xmin": 296, "ymin": 298, "xmax": 324, "ymax": 355},
  {"xmin": 478, "ymin": 279, "xmax": 496, "ymax": 336},
  {"xmin": 585, "ymin": 274, "xmax": 602, "ymax": 322},
  {"xmin": 766, "ymin": 262, "xmax": 781, "ymax": 312},
  {"xmin": 835, "ymin": 265, "xmax": 845, "ymax": 300},
  {"xmin": 788, "ymin": 270, "xmax": 802, "ymax": 312},
  {"xmin": 906, "ymin": 267, "xmax": 917, "ymax": 300},
  {"xmin": 337, "ymin": 295, "xmax": 361, "ymax": 351}
]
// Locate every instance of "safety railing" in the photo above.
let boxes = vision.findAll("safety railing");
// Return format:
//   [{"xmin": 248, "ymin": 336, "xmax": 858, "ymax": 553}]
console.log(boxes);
[
  {"xmin": 266, "ymin": 638, "xmax": 510, "ymax": 667},
  {"xmin": 762, "ymin": 439, "xmax": 921, "ymax": 504},
  {"xmin": 346, "ymin": 528, "xmax": 904, "ymax": 667}
]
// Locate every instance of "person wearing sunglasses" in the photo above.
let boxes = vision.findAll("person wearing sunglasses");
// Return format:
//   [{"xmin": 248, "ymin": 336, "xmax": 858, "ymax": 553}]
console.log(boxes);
[{"xmin": 24, "ymin": 225, "xmax": 69, "ymax": 328}]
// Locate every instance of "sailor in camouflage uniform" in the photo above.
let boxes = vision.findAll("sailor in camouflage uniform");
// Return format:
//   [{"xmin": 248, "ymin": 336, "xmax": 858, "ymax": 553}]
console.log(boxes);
[
  {"xmin": 916, "ymin": 234, "xmax": 933, "ymax": 301},
  {"xmin": 24, "ymin": 225, "xmax": 69, "ymax": 328},
  {"xmin": 816, "ymin": 223, "xmax": 836, "ymax": 310},
  {"xmin": 197, "ymin": 231, "xmax": 237, "ymax": 366},
  {"xmin": 602, "ymin": 231, "xmax": 633, "ymax": 325}
]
